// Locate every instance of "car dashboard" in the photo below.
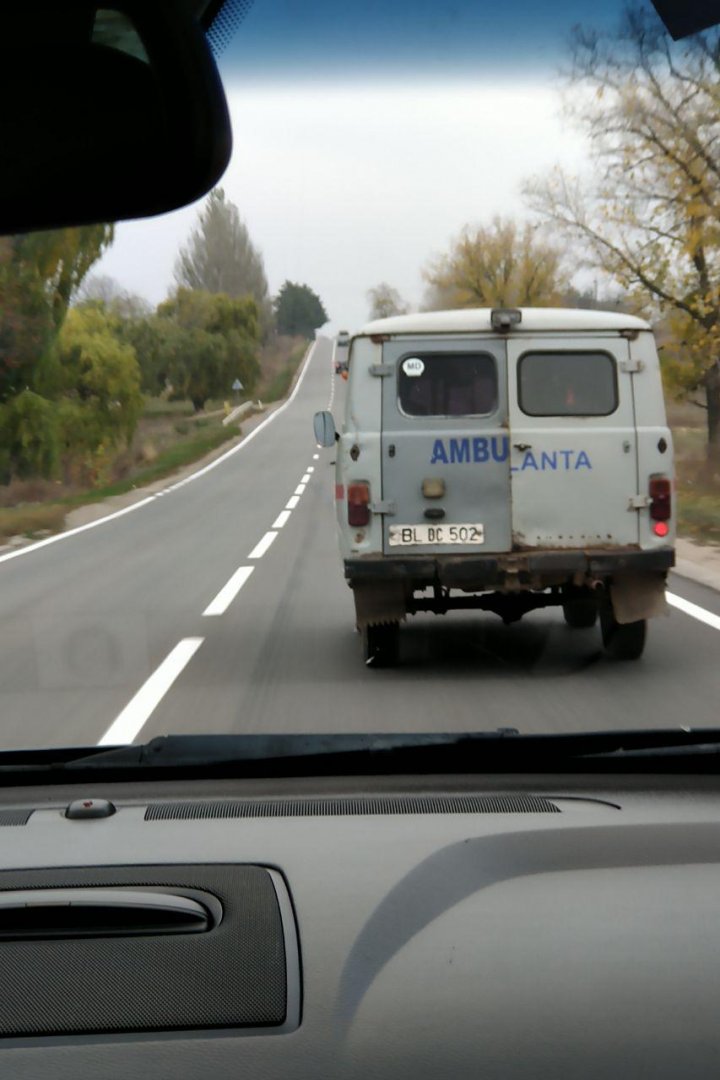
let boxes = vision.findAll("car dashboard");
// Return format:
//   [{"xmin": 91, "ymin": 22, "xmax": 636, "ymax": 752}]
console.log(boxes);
[{"xmin": 0, "ymin": 770, "xmax": 717, "ymax": 1078}]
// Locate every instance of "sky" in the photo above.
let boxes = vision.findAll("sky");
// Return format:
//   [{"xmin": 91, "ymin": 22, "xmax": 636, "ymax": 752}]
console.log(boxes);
[{"xmin": 94, "ymin": 0, "xmax": 628, "ymax": 331}]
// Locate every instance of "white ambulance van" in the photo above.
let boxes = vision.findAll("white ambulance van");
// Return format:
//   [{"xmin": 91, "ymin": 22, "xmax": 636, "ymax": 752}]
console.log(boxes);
[{"xmin": 314, "ymin": 308, "xmax": 674, "ymax": 666}]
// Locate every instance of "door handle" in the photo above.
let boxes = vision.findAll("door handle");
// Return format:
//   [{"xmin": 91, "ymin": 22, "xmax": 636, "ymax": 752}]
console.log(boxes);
[{"xmin": 513, "ymin": 443, "xmax": 532, "ymax": 451}]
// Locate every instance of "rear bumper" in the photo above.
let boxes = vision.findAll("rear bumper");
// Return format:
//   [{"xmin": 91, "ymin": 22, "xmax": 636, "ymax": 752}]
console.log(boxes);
[{"xmin": 344, "ymin": 547, "xmax": 675, "ymax": 590}]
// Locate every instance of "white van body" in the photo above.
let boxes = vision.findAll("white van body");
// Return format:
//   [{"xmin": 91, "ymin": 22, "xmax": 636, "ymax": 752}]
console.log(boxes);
[{"xmin": 324, "ymin": 308, "xmax": 674, "ymax": 664}]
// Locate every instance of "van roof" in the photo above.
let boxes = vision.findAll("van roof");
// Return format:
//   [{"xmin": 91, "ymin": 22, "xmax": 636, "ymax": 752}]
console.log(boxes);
[{"xmin": 357, "ymin": 307, "xmax": 650, "ymax": 336}]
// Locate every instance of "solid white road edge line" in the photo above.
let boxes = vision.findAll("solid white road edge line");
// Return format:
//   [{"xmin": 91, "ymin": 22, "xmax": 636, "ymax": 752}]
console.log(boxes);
[
  {"xmin": 248, "ymin": 531, "xmax": 278, "ymax": 559},
  {"xmin": 0, "ymin": 339, "xmax": 318, "ymax": 566},
  {"xmin": 273, "ymin": 510, "xmax": 292, "ymax": 529},
  {"xmin": 97, "ymin": 637, "xmax": 204, "ymax": 746},
  {"xmin": 285, "ymin": 495, "xmax": 300, "ymax": 510},
  {"xmin": 667, "ymin": 591, "xmax": 720, "ymax": 632},
  {"xmin": 203, "ymin": 565, "xmax": 255, "ymax": 617}
]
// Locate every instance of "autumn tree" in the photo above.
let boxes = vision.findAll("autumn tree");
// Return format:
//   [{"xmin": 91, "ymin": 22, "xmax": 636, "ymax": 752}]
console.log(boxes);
[
  {"xmin": 174, "ymin": 188, "xmax": 271, "ymax": 332},
  {"xmin": 56, "ymin": 306, "xmax": 144, "ymax": 455},
  {"xmin": 18, "ymin": 225, "xmax": 114, "ymax": 329},
  {"xmin": 0, "ymin": 226, "xmax": 113, "ymax": 403},
  {"xmin": 367, "ymin": 282, "xmax": 409, "ymax": 320},
  {"xmin": 523, "ymin": 4, "xmax": 720, "ymax": 455},
  {"xmin": 78, "ymin": 273, "xmax": 151, "ymax": 320},
  {"xmin": 422, "ymin": 216, "xmax": 568, "ymax": 310}
]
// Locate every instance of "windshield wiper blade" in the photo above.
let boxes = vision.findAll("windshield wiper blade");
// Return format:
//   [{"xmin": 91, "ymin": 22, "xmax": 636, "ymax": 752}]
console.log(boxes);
[
  {"xmin": 2, "ymin": 729, "xmax": 720, "ymax": 783},
  {"xmin": 72, "ymin": 728, "xmax": 720, "ymax": 765}
]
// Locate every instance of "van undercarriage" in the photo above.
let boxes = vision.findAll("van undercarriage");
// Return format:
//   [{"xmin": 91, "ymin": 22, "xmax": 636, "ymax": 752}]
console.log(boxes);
[{"xmin": 345, "ymin": 548, "xmax": 675, "ymax": 666}]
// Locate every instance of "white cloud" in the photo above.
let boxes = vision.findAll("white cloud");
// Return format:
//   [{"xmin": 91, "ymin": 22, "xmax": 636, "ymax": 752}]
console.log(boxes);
[{"xmin": 95, "ymin": 79, "xmax": 589, "ymax": 330}]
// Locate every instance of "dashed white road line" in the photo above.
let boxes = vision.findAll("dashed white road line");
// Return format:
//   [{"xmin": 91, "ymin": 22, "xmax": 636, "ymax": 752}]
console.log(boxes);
[
  {"xmin": 307, "ymin": 466, "xmax": 315, "ymax": 473},
  {"xmin": 203, "ymin": 565, "xmax": 254, "ymax": 617},
  {"xmin": 667, "ymin": 592, "xmax": 720, "ymax": 632},
  {"xmin": 97, "ymin": 637, "xmax": 204, "ymax": 746},
  {"xmin": 249, "ymin": 531, "xmax": 278, "ymax": 559},
  {"xmin": 95, "ymin": 340, "xmax": 330, "ymax": 747}
]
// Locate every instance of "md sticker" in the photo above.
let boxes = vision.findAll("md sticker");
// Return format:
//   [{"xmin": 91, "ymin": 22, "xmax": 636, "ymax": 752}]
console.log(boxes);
[{"xmin": 402, "ymin": 357, "xmax": 425, "ymax": 377}]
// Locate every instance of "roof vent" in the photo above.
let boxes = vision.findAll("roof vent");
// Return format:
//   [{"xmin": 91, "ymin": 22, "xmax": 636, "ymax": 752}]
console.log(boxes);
[{"xmin": 491, "ymin": 308, "xmax": 522, "ymax": 332}]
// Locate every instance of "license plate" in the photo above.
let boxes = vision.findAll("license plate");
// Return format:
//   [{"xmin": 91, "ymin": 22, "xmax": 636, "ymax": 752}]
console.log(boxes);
[{"xmin": 388, "ymin": 523, "xmax": 484, "ymax": 546}]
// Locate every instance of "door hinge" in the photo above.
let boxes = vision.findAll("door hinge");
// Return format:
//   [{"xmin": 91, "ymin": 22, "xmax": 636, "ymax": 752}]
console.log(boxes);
[
  {"xmin": 628, "ymin": 494, "xmax": 651, "ymax": 510},
  {"xmin": 620, "ymin": 358, "xmax": 644, "ymax": 374},
  {"xmin": 369, "ymin": 363, "xmax": 394, "ymax": 377},
  {"xmin": 370, "ymin": 499, "xmax": 396, "ymax": 515}
]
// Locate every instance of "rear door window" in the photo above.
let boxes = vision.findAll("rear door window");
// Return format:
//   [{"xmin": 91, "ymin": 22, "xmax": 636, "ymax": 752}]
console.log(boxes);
[
  {"xmin": 398, "ymin": 353, "xmax": 497, "ymax": 417},
  {"xmin": 518, "ymin": 351, "xmax": 617, "ymax": 416}
]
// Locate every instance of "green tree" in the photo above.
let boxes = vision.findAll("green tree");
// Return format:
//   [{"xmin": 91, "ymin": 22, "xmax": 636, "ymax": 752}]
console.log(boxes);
[
  {"xmin": 423, "ymin": 216, "xmax": 568, "ymax": 310},
  {"xmin": 273, "ymin": 281, "xmax": 328, "ymax": 338},
  {"xmin": 157, "ymin": 288, "xmax": 261, "ymax": 411},
  {"xmin": 56, "ymin": 306, "xmax": 144, "ymax": 450},
  {"xmin": 0, "ymin": 238, "xmax": 55, "ymax": 402},
  {"xmin": 0, "ymin": 390, "xmax": 59, "ymax": 480},
  {"xmin": 18, "ymin": 225, "xmax": 114, "ymax": 329},
  {"xmin": 0, "ymin": 226, "xmax": 113, "ymax": 403},
  {"xmin": 367, "ymin": 283, "xmax": 409, "ymax": 320},
  {"xmin": 523, "ymin": 4, "xmax": 720, "ymax": 455},
  {"xmin": 174, "ymin": 188, "xmax": 270, "ymax": 330}
]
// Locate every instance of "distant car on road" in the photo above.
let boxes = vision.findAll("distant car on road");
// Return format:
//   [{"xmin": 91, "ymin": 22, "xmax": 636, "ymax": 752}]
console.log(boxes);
[{"xmin": 335, "ymin": 330, "xmax": 350, "ymax": 374}]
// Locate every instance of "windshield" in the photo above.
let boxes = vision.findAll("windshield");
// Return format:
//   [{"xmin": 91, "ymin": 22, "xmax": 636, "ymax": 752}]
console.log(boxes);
[{"xmin": 0, "ymin": 0, "xmax": 719, "ymax": 753}]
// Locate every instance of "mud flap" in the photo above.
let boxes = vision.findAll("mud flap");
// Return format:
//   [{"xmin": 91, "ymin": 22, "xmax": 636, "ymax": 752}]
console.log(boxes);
[
  {"xmin": 353, "ymin": 583, "xmax": 406, "ymax": 629},
  {"xmin": 610, "ymin": 573, "xmax": 668, "ymax": 624}
]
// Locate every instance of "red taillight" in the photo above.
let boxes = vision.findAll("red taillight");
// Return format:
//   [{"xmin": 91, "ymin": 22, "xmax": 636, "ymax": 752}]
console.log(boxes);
[
  {"xmin": 653, "ymin": 521, "xmax": 669, "ymax": 537},
  {"xmin": 649, "ymin": 476, "xmax": 671, "ymax": 522},
  {"xmin": 347, "ymin": 482, "xmax": 370, "ymax": 526}
]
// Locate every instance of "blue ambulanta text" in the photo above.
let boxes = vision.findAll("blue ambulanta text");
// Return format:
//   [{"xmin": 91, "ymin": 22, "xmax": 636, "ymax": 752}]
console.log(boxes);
[{"xmin": 429, "ymin": 435, "xmax": 592, "ymax": 471}]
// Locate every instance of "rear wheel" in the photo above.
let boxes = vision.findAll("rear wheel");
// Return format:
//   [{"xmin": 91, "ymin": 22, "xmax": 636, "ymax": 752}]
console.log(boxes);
[
  {"xmin": 600, "ymin": 606, "xmax": 646, "ymax": 660},
  {"xmin": 361, "ymin": 622, "xmax": 400, "ymax": 667},
  {"xmin": 562, "ymin": 596, "xmax": 598, "ymax": 629}
]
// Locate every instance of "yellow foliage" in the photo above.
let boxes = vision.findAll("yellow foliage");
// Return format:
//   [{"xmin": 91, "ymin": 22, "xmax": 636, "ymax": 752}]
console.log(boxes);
[{"xmin": 423, "ymin": 216, "xmax": 568, "ymax": 309}]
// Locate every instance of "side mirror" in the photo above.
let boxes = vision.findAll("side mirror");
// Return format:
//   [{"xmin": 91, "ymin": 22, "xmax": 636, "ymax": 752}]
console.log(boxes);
[{"xmin": 313, "ymin": 411, "xmax": 337, "ymax": 448}]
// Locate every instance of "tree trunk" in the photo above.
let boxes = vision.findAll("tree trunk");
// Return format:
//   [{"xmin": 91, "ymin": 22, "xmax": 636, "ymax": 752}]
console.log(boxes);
[{"xmin": 706, "ymin": 361, "xmax": 720, "ymax": 463}]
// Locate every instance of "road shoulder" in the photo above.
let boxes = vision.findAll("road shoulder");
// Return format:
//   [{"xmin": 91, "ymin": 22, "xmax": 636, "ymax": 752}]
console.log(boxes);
[{"xmin": 673, "ymin": 538, "xmax": 720, "ymax": 593}]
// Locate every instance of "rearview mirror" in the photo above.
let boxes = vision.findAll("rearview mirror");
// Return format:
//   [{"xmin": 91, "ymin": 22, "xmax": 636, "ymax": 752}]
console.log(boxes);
[
  {"xmin": 313, "ymin": 411, "xmax": 337, "ymax": 447},
  {"xmin": 0, "ymin": 2, "xmax": 232, "ymax": 233}
]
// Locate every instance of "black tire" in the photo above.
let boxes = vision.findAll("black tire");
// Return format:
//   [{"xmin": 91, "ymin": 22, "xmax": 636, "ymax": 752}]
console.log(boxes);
[
  {"xmin": 362, "ymin": 622, "xmax": 400, "ymax": 667},
  {"xmin": 600, "ymin": 607, "xmax": 646, "ymax": 660},
  {"xmin": 562, "ymin": 597, "xmax": 598, "ymax": 629}
]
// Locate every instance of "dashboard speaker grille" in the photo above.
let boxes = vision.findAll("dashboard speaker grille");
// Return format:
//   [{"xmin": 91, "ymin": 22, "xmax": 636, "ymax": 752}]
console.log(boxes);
[
  {"xmin": 0, "ymin": 864, "xmax": 286, "ymax": 1037},
  {"xmin": 145, "ymin": 794, "xmax": 559, "ymax": 820},
  {"xmin": 0, "ymin": 809, "xmax": 31, "ymax": 826}
]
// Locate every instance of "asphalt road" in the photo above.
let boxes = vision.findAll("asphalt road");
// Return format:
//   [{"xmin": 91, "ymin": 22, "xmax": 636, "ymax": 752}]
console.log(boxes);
[{"xmin": 0, "ymin": 336, "xmax": 718, "ymax": 750}]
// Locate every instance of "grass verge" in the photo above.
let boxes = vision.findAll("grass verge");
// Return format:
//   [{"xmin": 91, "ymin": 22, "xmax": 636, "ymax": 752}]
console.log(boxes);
[
  {"xmin": 0, "ymin": 423, "xmax": 242, "ymax": 540},
  {"xmin": 673, "ymin": 426, "xmax": 720, "ymax": 546},
  {"xmin": 258, "ymin": 341, "xmax": 308, "ymax": 403},
  {"xmin": 677, "ymin": 493, "xmax": 720, "ymax": 545},
  {"xmin": 0, "ymin": 504, "xmax": 68, "ymax": 542}
]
